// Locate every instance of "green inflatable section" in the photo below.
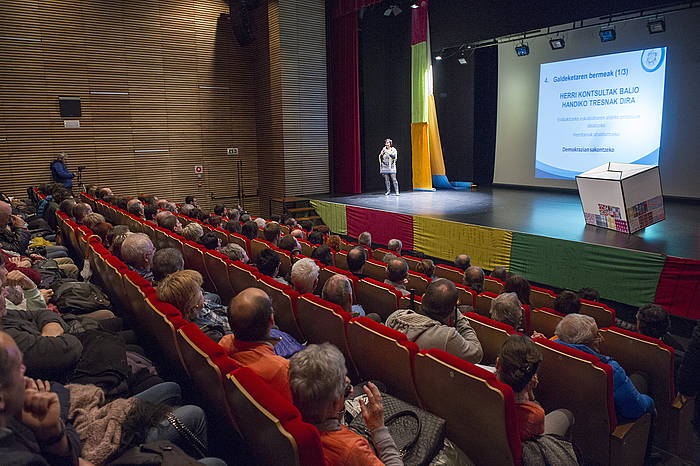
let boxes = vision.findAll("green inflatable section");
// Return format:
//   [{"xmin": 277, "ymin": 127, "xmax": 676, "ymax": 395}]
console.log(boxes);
[
  {"xmin": 509, "ymin": 232, "xmax": 665, "ymax": 307},
  {"xmin": 310, "ymin": 200, "xmax": 347, "ymax": 236}
]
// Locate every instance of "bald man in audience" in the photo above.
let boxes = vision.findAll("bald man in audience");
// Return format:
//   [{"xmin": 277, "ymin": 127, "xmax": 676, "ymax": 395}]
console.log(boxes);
[
  {"xmin": 463, "ymin": 266, "xmax": 485, "ymax": 293},
  {"xmin": 71, "ymin": 203, "xmax": 92, "ymax": 225},
  {"xmin": 454, "ymin": 254, "xmax": 470, "ymax": 271},
  {"xmin": 347, "ymin": 246, "xmax": 368, "ymax": 279},
  {"xmin": 321, "ymin": 274, "xmax": 366, "ymax": 317},
  {"xmin": 120, "ymin": 233, "xmax": 156, "ymax": 282},
  {"xmin": 219, "ymin": 288, "xmax": 291, "ymax": 400},
  {"xmin": 384, "ymin": 257, "xmax": 410, "ymax": 296}
]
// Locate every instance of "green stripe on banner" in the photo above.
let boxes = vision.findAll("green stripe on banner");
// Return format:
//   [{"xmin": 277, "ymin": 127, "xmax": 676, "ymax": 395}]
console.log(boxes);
[
  {"xmin": 509, "ymin": 232, "xmax": 665, "ymax": 307},
  {"xmin": 310, "ymin": 200, "xmax": 347, "ymax": 236},
  {"xmin": 411, "ymin": 42, "xmax": 428, "ymax": 124}
]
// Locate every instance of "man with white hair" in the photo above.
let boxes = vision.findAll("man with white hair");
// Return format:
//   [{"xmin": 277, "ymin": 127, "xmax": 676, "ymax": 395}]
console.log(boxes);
[
  {"xmin": 120, "ymin": 233, "xmax": 156, "ymax": 282},
  {"xmin": 489, "ymin": 292, "xmax": 523, "ymax": 330},
  {"xmin": 555, "ymin": 313, "xmax": 654, "ymax": 420},
  {"xmin": 358, "ymin": 231, "xmax": 372, "ymax": 248},
  {"xmin": 218, "ymin": 243, "xmax": 249, "ymax": 264},
  {"xmin": 254, "ymin": 217, "xmax": 266, "ymax": 229},
  {"xmin": 321, "ymin": 274, "xmax": 365, "ymax": 317},
  {"xmin": 290, "ymin": 258, "xmax": 319, "ymax": 294},
  {"xmin": 387, "ymin": 238, "xmax": 402, "ymax": 256}
]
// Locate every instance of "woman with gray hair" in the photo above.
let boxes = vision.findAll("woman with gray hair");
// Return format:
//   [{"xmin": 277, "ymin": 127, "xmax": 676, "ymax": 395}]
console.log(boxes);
[
  {"xmin": 490, "ymin": 292, "xmax": 523, "ymax": 330},
  {"xmin": 288, "ymin": 343, "xmax": 402, "ymax": 465},
  {"xmin": 555, "ymin": 314, "xmax": 654, "ymax": 420},
  {"xmin": 182, "ymin": 221, "xmax": 204, "ymax": 242}
]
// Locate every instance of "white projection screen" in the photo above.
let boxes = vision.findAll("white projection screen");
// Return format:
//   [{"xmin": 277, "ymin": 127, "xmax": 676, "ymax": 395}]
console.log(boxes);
[{"xmin": 493, "ymin": 7, "xmax": 700, "ymax": 198}]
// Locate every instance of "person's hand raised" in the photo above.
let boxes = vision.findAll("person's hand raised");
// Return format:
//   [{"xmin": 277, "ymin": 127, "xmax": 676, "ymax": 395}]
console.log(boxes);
[{"xmin": 359, "ymin": 382, "xmax": 384, "ymax": 431}]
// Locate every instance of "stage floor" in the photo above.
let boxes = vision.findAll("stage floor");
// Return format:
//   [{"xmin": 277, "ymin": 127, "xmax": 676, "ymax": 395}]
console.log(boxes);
[{"xmin": 311, "ymin": 187, "xmax": 700, "ymax": 260}]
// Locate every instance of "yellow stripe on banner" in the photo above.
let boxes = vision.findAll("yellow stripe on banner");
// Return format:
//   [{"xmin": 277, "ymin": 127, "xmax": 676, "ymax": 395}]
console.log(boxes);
[
  {"xmin": 411, "ymin": 122, "xmax": 432, "ymax": 190},
  {"xmin": 427, "ymin": 95, "xmax": 446, "ymax": 176},
  {"xmin": 414, "ymin": 216, "xmax": 512, "ymax": 269},
  {"xmin": 310, "ymin": 201, "xmax": 347, "ymax": 235}
]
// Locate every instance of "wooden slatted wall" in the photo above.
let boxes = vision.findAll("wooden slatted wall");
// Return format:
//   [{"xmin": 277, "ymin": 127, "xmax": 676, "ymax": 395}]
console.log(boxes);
[{"xmin": 0, "ymin": 0, "xmax": 263, "ymax": 213}]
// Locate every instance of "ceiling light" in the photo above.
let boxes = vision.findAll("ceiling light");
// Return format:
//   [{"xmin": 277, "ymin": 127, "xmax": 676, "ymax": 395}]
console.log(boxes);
[
  {"xmin": 435, "ymin": 54, "xmax": 443, "ymax": 60},
  {"xmin": 549, "ymin": 38, "xmax": 565, "ymax": 50}
]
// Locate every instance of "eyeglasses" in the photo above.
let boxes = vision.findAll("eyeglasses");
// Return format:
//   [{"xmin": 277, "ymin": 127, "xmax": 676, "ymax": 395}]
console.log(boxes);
[{"xmin": 344, "ymin": 382, "xmax": 353, "ymax": 398}]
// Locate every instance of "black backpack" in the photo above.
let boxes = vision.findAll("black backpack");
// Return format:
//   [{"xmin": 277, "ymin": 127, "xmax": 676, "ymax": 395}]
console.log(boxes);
[{"xmin": 51, "ymin": 281, "xmax": 111, "ymax": 314}]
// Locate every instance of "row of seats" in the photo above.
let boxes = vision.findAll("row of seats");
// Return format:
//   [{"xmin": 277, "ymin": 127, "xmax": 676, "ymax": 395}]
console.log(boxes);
[{"xmin": 74, "ymin": 191, "xmax": 691, "ymax": 464}]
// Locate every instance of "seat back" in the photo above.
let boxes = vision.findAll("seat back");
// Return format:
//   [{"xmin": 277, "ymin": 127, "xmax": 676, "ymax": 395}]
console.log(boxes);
[
  {"xmin": 205, "ymin": 251, "xmax": 236, "ymax": 304},
  {"xmin": 530, "ymin": 286, "xmax": 557, "ymax": 309},
  {"xmin": 143, "ymin": 296, "xmax": 189, "ymax": 376},
  {"xmin": 102, "ymin": 255, "xmax": 129, "ymax": 309},
  {"xmin": 414, "ymin": 349, "xmax": 520, "ymax": 465},
  {"xmin": 228, "ymin": 233, "xmax": 251, "ymax": 255},
  {"xmin": 333, "ymin": 250, "xmax": 347, "ymax": 270},
  {"xmin": 483, "ymin": 276, "xmax": 505, "ymax": 294},
  {"xmin": 316, "ymin": 266, "xmax": 356, "ymax": 296},
  {"xmin": 224, "ymin": 367, "xmax": 325, "ymax": 466},
  {"xmin": 340, "ymin": 240, "xmax": 356, "ymax": 252},
  {"xmin": 533, "ymin": 338, "xmax": 616, "ymax": 466},
  {"xmin": 455, "ymin": 284, "xmax": 476, "ymax": 308},
  {"xmin": 347, "ymin": 317, "xmax": 421, "ymax": 406},
  {"xmin": 250, "ymin": 238, "xmax": 273, "ymax": 263},
  {"xmin": 580, "ymin": 299, "xmax": 616, "ymax": 329},
  {"xmin": 406, "ymin": 271, "xmax": 430, "ymax": 296},
  {"xmin": 355, "ymin": 278, "xmax": 402, "ymax": 322},
  {"xmin": 434, "ymin": 264, "xmax": 463, "ymax": 284},
  {"xmin": 257, "ymin": 276, "xmax": 303, "ymax": 342},
  {"xmin": 372, "ymin": 247, "xmax": 394, "ymax": 262},
  {"xmin": 182, "ymin": 241, "xmax": 216, "ymax": 292},
  {"xmin": 475, "ymin": 291, "xmax": 499, "ymax": 316},
  {"xmin": 529, "ymin": 307, "xmax": 565, "ymax": 339},
  {"xmin": 398, "ymin": 294, "xmax": 422, "ymax": 313},
  {"xmin": 299, "ymin": 239, "xmax": 314, "ymax": 258},
  {"xmin": 402, "ymin": 255, "xmax": 423, "ymax": 272},
  {"xmin": 122, "ymin": 270, "xmax": 154, "ymax": 323},
  {"xmin": 228, "ymin": 261, "xmax": 260, "ymax": 295},
  {"xmin": 210, "ymin": 227, "xmax": 229, "ymax": 247},
  {"xmin": 272, "ymin": 247, "xmax": 292, "ymax": 277},
  {"xmin": 465, "ymin": 312, "xmax": 516, "ymax": 364},
  {"xmin": 362, "ymin": 258, "xmax": 386, "ymax": 282}
]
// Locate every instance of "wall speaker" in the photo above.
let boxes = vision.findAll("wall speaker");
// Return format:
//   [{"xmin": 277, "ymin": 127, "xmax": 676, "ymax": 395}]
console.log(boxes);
[{"xmin": 59, "ymin": 96, "xmax": 81, "ymax": 118}]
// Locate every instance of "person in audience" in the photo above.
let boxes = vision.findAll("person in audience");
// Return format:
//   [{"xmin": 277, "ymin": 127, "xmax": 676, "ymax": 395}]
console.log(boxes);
[
  {"xmin": 120, "ymin": 233, "xmax": 156, "ymax": 282},
  {"xmin": 308, "ymin": 230, "xmax": 325, "ymax": 245},
  {"xmin": 0, "ymin": 331, "xmax": 81, "ymax": 465},
  {"xmin": 553, "ymin": 290, "xmax": 581, "ymax": 315},
  {"xmin": 490, "ymin": 292, "xmax": 523, "ymax": 330},
  {"xmin": 347, "ymin": 246, "xmax": 367, "ymax": 279},
  {"xmin": 182, "ymin": 222, "xmax": 204, "ymax": 242},
  {"xmin": 154, "ymin": 210, "xmax": 173, "ymax": 227},
  {"xmin": 158, "ymin": 270, "xmax": 230, "ymax": 342},
  {"xmin": 311, "ymin": 244, "xmax": 333, "ymax": 267},
  {"xmin": 0, "ymin": 202, "xmax": 32, "ymax": 256},
  {"xmin": 578, "ymin": 287, "xmax": 600, "ymax": 302},
  {"xmin": 72, "ymin": 203, "xmax": 92, "ymax": 225},
  {"xmin": 179, "ymin": 203, "xmax": 194, "ymax": 217},
  {"xmin": 159, "ymin": 214, "xmax": 183, "ymax": 235},
  {"xmin": 82, "ymin": 212, "xmax": 106, "ymax": 229},
  {"xmin": 220, "ymin": 288, "xmax": 291, "ymax": 399},
  {"xmin": 384, "ymin": 257, "xmax": 410, "ymax": 296},
  {"xmin": 97, "ymin": 187, "xmax": 113, "ymax": 199},
  {"xmin": 58, "ymin": 198, "xmax": 77, "ymax": 218},
  {"xmin": 207, "ymin": 215, "xmax": 222, "ymax": 229},
  {"xmin": 636, "ymin": 304, "xmax": 685, "ymax": 353},
  {"xmin": 91, "ymin": 221, "xmax": 113, "ymax": 244},
  {"xmin": 463, "ymin": 266, "xmax": 485, "ymax": 293},
  {"xmin": 416, "ymin": 259, "xmax": 436, "ymax": 280},
  {"xmin": 322, "ymin": 274, "xmax": 365, "ymax": 317},
  {"xmin": 127, "ymin": 201, "xmax": 145, "ymax": 219},
  {"xmin": 504, "ymin": 274, "xmax": 531, "ymax": 306},
  {"xmin": 555, "ymin": 314, "xmax": 654, "ymax": 420},
  {"xmin": 325, "ymin": 234, "xmax": 342, "ymax": 252},
  {"xmin": 151, "ymin": 247, "xmax": 185, "ymax": 283},
  {"xmin": 387, "ymin": 238, "xmax": 402, "ymax": 256},
  {"xmin": 218, "ymin": 243, "xmax": 249, "ymax": 264},
  {"xmin": 239, "ymin": 212, "xmax": 251, "ymax": 223},
  {"xmin": 2, "ymin": 256, "xmax": 48, "ymax": 311},
  {"xmin": 386, "ymin": 279, "xmax": 483, "ymax": 363},
  {"xmin": 224, "ymin": 219, "xmax": 242, "ymax": 235},
  {"xmin": 197, "ymin": 232, "xmax": 220, "ymax": 250},
  {"xmin": 253, "ymin": 218, "xmax": 266, "ymax": 229},
  {"xmin": 50, "ymin": 152, "xmax": 75, "ymax": 189},
  {"xmin": 679, "ymin": 319, "xmax": 700, "ymax": 432},
  {"xmin": 290, "ymin": 228, "xmax": 306, "ymax": 240},
  {"xmin": 126, "ymin": 198, "xmax": 141, "ymax": 211},
  {"xmin": 241, "ymin": 221, "xmax": 258, "ymax": 241},
  {"xmin": 358, "ymin": 231, "xmax": 372, "ymax": 249},
  {"xmin": 256, "ymin": 249, "xmax": 288, "ymax": 285},
  {"xmin": 278, "ymin": 234, "xmax": 301, "ymax": 256},
  {"xmin": 284, "ymin": 217, "xmax": 298, "ymax": 231},
  {"xmin": 213, "ymin": 204, "xmax": 226, "ymax": 217},
  {"xmin": 490, "ymin": 266, "xmax": 509, "ymax": 281},
  {"xmin": 105, "ymin": 225, "xmax": 129, "ymax": 250},
  {"xmin": 185, "ymin": 195, "xmax": 198, "ymax": 208},
  {"xmin": 299, "ymin": 219, "xmax": 313, "ymax": 232},
  {"xmin": 143, "ymin": 204, "xmax": 157, "ymax": 221},
  {"xmin": 290, "ymin": 258, "xmax": 319, "ymax": 295},
  {"xmin": 454, "ymin": 254, "xmax": 471, "ymax": 271},
  {"xmin": 288, "ymin": 343, "xmax": 402, "ymax": 465},
  {"xmin": 496, "ymin": 334, "xmax": 574, "ymax": 441}
]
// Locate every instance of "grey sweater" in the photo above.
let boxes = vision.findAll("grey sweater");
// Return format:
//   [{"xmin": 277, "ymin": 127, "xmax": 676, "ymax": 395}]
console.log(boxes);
[{"xmin": 385, "ymin": 309, "xmax": 483, "ymax": 364}]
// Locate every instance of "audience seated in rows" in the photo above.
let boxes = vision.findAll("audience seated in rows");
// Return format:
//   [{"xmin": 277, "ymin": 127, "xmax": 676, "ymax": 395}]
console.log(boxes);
[
  {"xmin": 555, "ymin": 314, "xmax": 654, "ymax": 420},
  {"xmin": 385, "ymin": 279, "xmax": 483, "ymax": 363},
  {"xmin": 241, "ymin": 221, "xmax": 258, "ymax": 241},
  {"xmin": 265, "ymin": 221, "xmax": 283, "ymax": 246},
  {"xmin": 416, "ymin": 259, "xmax": 436, "ymax": 281},
  {"xmin": 496, "ymin": 334, "xmax": 574, "ymax": 441},
  {"xmin": 463, "ymin": 265, "xmax": 485, "ymax": 293},
  {"xmin": 311, "ymin": 244, "xmax": 333, "ymax": 267},
  {"xmin": 490, "ymin": 292, "xmax": 523, "ymax": 330},
  {"xmin": 491, "ymin": 266, "xmax": 509, "ymax": 281},
  {"xmin": 347, "ymin": 246, "xmax": 367, "ymax": 278},
  {"xmin": 308, "ymin": 230, "xmax": 324, "ymax": 245},
  {"xmin": 82, "ymin": 212, "xmax": 106, "ymax": 230},
  {"xmin": 290, "ymin": 228, "xmax": 305, "ymax": 240},
  {"xmin": 578, "ymin": 287, "xmax": 599, "ymax": 302},
  {"xmin": 152, "ymin": 248, "xmax": 184, "ymax": 283},
  {"xmin": 554, "ymin": 290, "xmax": 581, "ymax": 315},
  {"xmin": 182, "ymin": 222, "xmax": 204, "ymax": 242},
  {"xmin": 159, "ymin": 214, "xmax": 183, "ymax": 234},
  {"xmin": 384, "ymin": 257, "xmax": 410, "ymax": 296},
  {"xmin": 278, "ymin": 234, "xmax": 301, "ymax": 256},
  {"xmin": 504, "ymin": 274, "xmax": 531, "ymax": 306},
  {"xmin": 636, "ymin": 304, "xmax": 685, "ymax": 354},
  {"xmin": 218, "ymin": 243, "xmax": 249, "ymax": 264},
  {"xmin": 358, "ymin": 231, "xmax": 372, "ymax": 248},
  {"xmin": 198, "ymin": 232, "xmax": 220, "ymax": 251},
  {"xmin": 256, "ymin": 249, "xmax": 288, "ymax": 285},
  {"xmin": 121, "ymin": 233, "xmax": 156, "ymax": 282},
  {"xmin": 387, "ymin": 238, "xmax": 402, "ymax": 256},
  {"xmin": 72, "ymin": 203, "xmax": 92, "ymax": 225},
  {"xmin": 290, "ymin": 258, "xmax": 319, "ymax": 295},
  {"xmin": 454, "ymin": 254, "xmax": 470, "ymax": 271},
  {"xmin": 299, "ymin": 219, "xmax": 313, "ymax": 232},
  {"xmin": 289, "ymin": 343, "xmax": 402, "ymax": 465},
  {"xmin": 321, "ymin": 274, "xmax": 365, "ymax": 317},
  {"xmin": 223, "ymin": 219, "xmax": 241, "ymax": 235},
  {"xmin": 326, "ymin": 234, "xmax": 342, "ymax": 252}
]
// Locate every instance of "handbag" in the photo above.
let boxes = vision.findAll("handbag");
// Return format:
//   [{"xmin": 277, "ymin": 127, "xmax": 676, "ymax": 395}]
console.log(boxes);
[
  {"xmin": 349, "ymin": 391, "xmax": 446, "ymax": 466},
  {"xmin": 166, "ymin": 411, "xmax": 207, "ymax": 459},
  {"xmin": 521, "ymin": 434, "xmax": 579, "ymax": 466},
  {"xmin": 107, "ymin": 440, "xmax": 202, "ymax": 465}
]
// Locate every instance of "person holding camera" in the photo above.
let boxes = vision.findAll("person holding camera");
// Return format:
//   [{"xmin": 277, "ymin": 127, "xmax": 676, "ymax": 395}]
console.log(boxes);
[{"xmin": 50, "ymin": 153, "xmax": 75, "ymax": 189}]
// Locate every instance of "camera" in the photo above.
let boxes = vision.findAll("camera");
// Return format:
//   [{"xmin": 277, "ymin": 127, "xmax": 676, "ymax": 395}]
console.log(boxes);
[{"xmin": 77, "ymin": 165, "xmax": 87, "ymax": 171}]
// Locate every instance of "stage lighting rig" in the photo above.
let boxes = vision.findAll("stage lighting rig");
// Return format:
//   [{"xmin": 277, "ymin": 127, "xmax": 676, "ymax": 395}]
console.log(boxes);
[
  {"xmin": 599, "ymin": 26, "xmax": 616, "ymax": 42},
  {"xmin": 647, "ymin": 18, "xmax": 665, "ymax": 34},
  {"xmin": 514, "ymin": 42, "xmax": 529, "ymax": 56},
  {"xmin": 549, "ymin": 37, "xmax": 565, "ymax": 50}
]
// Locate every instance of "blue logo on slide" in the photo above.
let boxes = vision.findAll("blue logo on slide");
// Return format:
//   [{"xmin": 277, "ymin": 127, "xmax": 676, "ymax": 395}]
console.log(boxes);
[{"xmin": 641, "ymin": 48, "xmax": 665, "ymax": 72}]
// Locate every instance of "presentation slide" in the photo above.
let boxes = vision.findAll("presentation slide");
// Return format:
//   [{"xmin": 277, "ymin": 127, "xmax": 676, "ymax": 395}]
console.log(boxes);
[{"xmin": 534, "ymin": 48, "xmax": 667, "ymax": 179}]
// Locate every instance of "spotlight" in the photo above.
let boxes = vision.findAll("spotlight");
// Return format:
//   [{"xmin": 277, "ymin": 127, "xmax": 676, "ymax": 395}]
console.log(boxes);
[
  {"xmin": 435, "ymin": 54, "xmax": 443, "ymax": 61},
  {"xmin": 549, "ymin": 38, "xmax": 565, "ymax": 50},
  {"xmin": 457, "ymin": 56, "xmax": 467, "ymax": 65},
  {"xmin": 647, "ymin": 18, "xmax": 665, "ymax": 34},
  {"xmin": 599, "ymin": 26, "xmax": 616, "ymax": 42},
  {"xmin": 410, "ymin": 0, "xmax": 420, "ymax": 8},
  {"xmin": 514, "ymin": 43, "xmax": 529, "ymax": 56}
]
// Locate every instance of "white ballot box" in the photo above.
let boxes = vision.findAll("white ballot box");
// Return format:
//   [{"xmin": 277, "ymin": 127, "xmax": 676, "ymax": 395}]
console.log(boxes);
[{"xmin": 575, "ymin": 163, "xmax": 664, "ymax": 234}]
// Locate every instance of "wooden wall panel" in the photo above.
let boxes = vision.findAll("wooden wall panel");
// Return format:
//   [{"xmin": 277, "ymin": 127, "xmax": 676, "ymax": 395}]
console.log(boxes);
[{"xmin": 0, "ymin": 0, "xmax": 263, "ymax": 212}]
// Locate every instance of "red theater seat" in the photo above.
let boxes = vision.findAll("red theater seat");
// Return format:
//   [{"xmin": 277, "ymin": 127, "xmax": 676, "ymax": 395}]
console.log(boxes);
[
  {"xmin": 355, "ymin": 278, "xmax": 402, "ymax": 322},
  {"xmin": 204, "ymin": 250, "xmax": 236, "ymax": 303},
  {"xmin": 256, "ymin": 276, "xmax": 303, "ymax": 342},
  {"xmin": 464, "ymin": 311, "xmax": 517, "ymax": 365}
]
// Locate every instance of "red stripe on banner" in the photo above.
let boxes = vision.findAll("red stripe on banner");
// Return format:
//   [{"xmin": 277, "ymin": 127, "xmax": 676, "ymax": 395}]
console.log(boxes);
[
  {"xmin": 346, "ymin": 206, "xmax": 414, "ymax": 251},
  {"xmin": 411, "ymin": 0, "xmax": 428, "ymax": 46},
  {"xmin": 654, "ymin": 256, "xmax": 700, "ymax": 320}
]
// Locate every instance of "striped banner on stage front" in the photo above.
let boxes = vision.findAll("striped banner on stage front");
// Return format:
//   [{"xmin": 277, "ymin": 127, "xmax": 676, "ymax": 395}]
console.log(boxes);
[
  {"xmin": 310, "ymin": 200, "xmax": 347, "ymax": 235},
  {"xmin": 413, "ymin": 216, "xmax": 512, "ymax": 270}
]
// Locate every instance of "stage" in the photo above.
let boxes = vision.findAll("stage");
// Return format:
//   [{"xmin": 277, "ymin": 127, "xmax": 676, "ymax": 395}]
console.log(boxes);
[{"xmin": 312, "ymin": 186, "xmax": 699, "ymax": 261}]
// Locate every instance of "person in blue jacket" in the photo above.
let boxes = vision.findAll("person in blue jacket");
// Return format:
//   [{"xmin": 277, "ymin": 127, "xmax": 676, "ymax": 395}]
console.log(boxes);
[
  {"xmin": 554, "ymin": 313, "xmax": 655, "ymax": 421},
  {"xmin": 50, "ymin": 153, "xmax": 75, "ymax": 189}
]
